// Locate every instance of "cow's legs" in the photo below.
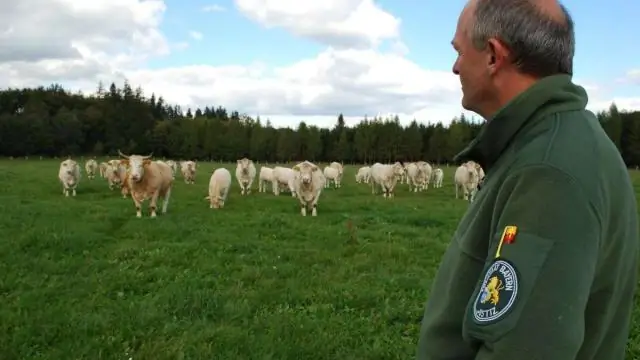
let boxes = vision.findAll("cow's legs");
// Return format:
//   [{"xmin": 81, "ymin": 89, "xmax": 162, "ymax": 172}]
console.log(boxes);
[
  {"xmin": 148, "ymin": 190, "xmax": 161, "ymax": 218},
  {"xmin": 162, "ymin": 187, "xmax": 171, "ymax": 214}
]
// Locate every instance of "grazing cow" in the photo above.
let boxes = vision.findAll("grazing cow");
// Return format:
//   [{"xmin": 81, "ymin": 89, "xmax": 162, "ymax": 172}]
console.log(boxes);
[
  {"xmin": 356, "ymin": 166, "xmax": 371, "ymax": 183},
  {"xmin": 85, "ymin": 159, "xmax": 98, "ymax": 179},
  {"xmin": 180, "ymin": 161, "xmax": 197, "ymax": 184},
  {"xmin": 292, "ymin": 161, "xmax": 325, "ymax": 216},
  {"xmin": 99, "ymin": 162, "xmax": 109, "ymax": 178},
  {"xmin": 432, "ymin": 168, "xmax": 444, "ymax": 188},
  {"xmin": 454, "ymin": 163, "xmax": 480, "ymax": 202},
  {"xmin": 118, "ymin": 151, "xmax": 173, "ymax": 218},
  {"xmin": 58, "ymin": 158, "xmax": 81, "ymax": 197},
  {"xmin": 259, "ymin": 166, "xmax": 274, "ymax": 193},
  {"xmin": 235, "ymin": 157, "xmax": 257, "ymax": 195},
  {"xmin": 165, "ymin": 160, "xmax": 177, "ymax": 179},
  {"xmin": 205, "ymin": 168, "xmax": 232, "ymax": 209},
  {"xmin": 370, "ymin": 162, "xmax": 405, "ymax": 198},
  {"xmin": 272, "ymin": 166, "xmax": 296, "ymax": 196},
  {"xmin": 323, "ymin": 166, "xmax": 341, "ymax": 188}
]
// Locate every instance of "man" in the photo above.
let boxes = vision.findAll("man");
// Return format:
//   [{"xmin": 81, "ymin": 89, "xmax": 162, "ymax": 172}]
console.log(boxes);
[{"xmin": 416, "ymin": 0, "xmax": 638, "ymax": 359}]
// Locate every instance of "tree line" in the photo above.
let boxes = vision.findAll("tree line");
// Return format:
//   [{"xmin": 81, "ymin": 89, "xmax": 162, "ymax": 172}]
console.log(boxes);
[{"xmin": 1, "ymin": 81, "xmax": 639, "ymax": 165}]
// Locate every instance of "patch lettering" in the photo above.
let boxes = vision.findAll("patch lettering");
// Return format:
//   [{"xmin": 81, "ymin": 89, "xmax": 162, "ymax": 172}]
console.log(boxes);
[{"xmin": 473, "ymin": 259, "xmax": 518, "ymax": 324}]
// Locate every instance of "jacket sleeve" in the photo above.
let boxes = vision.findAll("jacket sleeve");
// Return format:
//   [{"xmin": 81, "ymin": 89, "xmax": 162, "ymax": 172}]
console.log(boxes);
[{"xmin": 464, "ymin": 164, "xmax": 602, "ymax": 359}]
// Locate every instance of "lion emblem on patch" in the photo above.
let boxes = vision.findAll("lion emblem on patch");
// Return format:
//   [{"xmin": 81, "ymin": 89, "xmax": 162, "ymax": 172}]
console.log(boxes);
[{"xmin": 473, "ymin": 259, "xmax": 519, "ymax": 324}]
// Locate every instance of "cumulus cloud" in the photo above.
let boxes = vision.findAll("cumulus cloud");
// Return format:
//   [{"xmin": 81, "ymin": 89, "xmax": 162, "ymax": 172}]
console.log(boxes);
[
  {"xmin": 234, "ymin": 0, "xmax": 401, "ymax": 49},
  {"xmin": 0, "ymin": 0, "xmax": 636, "ymax": 129},
  {"xmin": 124, "ymin": 47, "xmax": 465, "ymax": 126},
  {"xmin": 0, "ymin": 0, "xmax": 168, "ymax": 89}
]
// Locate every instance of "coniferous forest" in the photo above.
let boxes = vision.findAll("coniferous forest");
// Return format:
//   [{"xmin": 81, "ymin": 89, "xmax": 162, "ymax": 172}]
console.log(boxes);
[{"xmin": 1, "ymin": 81, "xmax": 639, "ymax": 166}]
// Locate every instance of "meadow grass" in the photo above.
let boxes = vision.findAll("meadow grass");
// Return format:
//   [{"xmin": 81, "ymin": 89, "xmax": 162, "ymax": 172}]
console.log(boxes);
[{"xmin": 1, "ymin": 159, "xmax": 639, "ymax": 359}]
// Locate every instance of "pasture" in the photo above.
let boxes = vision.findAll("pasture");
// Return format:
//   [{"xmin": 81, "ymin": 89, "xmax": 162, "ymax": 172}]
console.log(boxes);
[{"xmin": 1, "ymin": 159, "xmax": 639, "ymax": 359}]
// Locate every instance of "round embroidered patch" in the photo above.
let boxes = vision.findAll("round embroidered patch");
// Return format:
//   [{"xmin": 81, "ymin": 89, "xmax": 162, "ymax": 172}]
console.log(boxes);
[{"xmin": 473, "ymin": 258, "xmax": 519, "ymax": 324}]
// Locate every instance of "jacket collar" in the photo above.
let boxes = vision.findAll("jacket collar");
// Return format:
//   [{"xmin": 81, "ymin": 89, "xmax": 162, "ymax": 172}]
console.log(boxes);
[{"xmin": 454, "ymin": 74, "xmax": 588, "ymax": 172}]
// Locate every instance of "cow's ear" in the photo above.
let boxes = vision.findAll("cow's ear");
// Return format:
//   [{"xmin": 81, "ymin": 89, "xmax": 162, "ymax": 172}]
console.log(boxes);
[
  {"xmin": 121, "ymin": 159, "xmax": 130, "ymax": 166},
  {"xmin": 143, "ymin": 159, "xmax": 151, "ymax": 165}
]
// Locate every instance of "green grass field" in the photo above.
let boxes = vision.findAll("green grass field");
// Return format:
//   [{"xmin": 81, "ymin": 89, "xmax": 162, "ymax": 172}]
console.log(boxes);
[{"xmin": 1, "ymin": 159, "xmax": 639, "ymax": 359}]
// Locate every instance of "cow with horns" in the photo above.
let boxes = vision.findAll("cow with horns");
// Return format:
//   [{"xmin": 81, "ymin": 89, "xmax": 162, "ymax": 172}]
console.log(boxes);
[{"xmin": 117, "ymin": 150, "xmax": 174, "ymax": 218}]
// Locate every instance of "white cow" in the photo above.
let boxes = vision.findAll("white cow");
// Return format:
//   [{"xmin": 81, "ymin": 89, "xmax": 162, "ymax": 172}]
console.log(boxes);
[
  {"xmin": 165, "ymin": 160, "xmax": 177, "ymax": 179},
  {"xmin": 454, "ymin": 163, "xmax": 480, "ymax": 202},
  {"xmin": 465, "ymin": 160, "xmax": 485, "ymax": 182},
  {"xmin": 235, "ymin": 157, "xmax": 257, "ymax": 195},
  {"xmin": 272, "ymin": 166, "xmax": 296, "ymax": 196},
  {"xmin": 84, "ymin": 159, "xmax": 98, "ymax": 179},
  {"xmin": 58, "ymin": 159, "xmax": 81, "ymax": 196},
  {"xmin": 292, "ymin": 161, "xmax": 325, "ymax": 216},
  {"xmin": 406, "ymin": 162, "xmax": 427, "ymax": 192},
  {"xmin": 104, "ymin": 164, "xmax": 122, "ymax": 190},
  {"xmin": 259, "ymin": 166, "xmax": 274, "ymax": 193},
  {"xmin": 206, "ymin": 168, "xmax": 232, "ymax": 209},
  {"xmin": 432, "ymin": 168, "xmax": 444, "ymax": 188},
  {"xmin": 415, "ymin": 161, "xmax": 433, "ymax": 190},
  {"xmin": 370, "ymin": 162, "xmax": 405, "ymax": 198},
  {"xmin": 180, "ymin": 161, "xmax": 197, "ymax": 184},
  {"xmin": 329, "ymin": 162, "xmax": 343, "ymax": 177},
  {"xmin": 355, "ymin": 166, "xmax": 371, "ymax": 183},
  {"xmin": 323, "ymin": 166, "xmax": 341, "ymax": 188},
  {"xmin": 401, "ymin": 162, "xmax": 413, "ymax": 184}
]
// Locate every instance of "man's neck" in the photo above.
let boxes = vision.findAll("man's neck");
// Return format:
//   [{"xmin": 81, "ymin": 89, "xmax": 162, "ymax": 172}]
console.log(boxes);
[{"xmin": 483, "ymin": 73, "xmax": 539, "ymax": 120}]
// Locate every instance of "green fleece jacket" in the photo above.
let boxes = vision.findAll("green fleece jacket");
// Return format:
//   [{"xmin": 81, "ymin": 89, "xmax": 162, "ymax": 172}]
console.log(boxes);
[{"xmin": 416, "ymin": 75, "xmax": 639, "ymax": 360}]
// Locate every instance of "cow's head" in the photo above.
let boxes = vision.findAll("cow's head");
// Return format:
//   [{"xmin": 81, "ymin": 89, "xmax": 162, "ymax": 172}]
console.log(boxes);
[
  {"xmin": 237, "ymin": 158, "xmax": 252, "ymax": 175},
  {"xmin": 293, "ymin": 161, "xmax": 318, "ymax": 185},
  {"xmin": 61, "ymin": 159, "xmax": 77, "ymax": 184},
  {"xmin": 392, "ymin": 162, "xmax": 405, "ymax": 176},
  {"xmin": 118, "ymin": 150, "xmax": 152, "ymax": 182}
]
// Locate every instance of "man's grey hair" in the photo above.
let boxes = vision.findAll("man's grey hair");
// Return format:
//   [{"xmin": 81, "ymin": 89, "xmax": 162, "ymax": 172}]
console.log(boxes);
[{"xmin": 469, "ymin": 0, "xmax": 575, "ymax": 77}]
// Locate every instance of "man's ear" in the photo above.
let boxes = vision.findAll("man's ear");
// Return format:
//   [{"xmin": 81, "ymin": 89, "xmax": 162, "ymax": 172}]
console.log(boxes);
[{"xmin": 486, "ymin": 38, "xmax": 509, "ymax": 73}]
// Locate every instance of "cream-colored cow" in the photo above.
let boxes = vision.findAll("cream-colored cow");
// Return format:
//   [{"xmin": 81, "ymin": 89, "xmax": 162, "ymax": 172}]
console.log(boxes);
[
  {"xmin": 292, "ymin": 161, "xmax": 325, "ymax": 216},
  {"xmin": 180, "ymin": 161, "xmax": 197, "ymax": 184},
  {"xmin": 235, "ymin": 158, "xmax": 257, "ymax": 195},
  {"xmin": 84, "ymin": 159, "xmax": 98, "ymax": 179},
  {"xmin": 205, "ymin": 168, "xmax": 232, "ymax": 209},
  {"xmin": 58, "ymin": 158, "xmax": 81, "ymax": 196},
  {"xmin": 118, "ymin": 151, "xmax": 173, "ymax": 218}
]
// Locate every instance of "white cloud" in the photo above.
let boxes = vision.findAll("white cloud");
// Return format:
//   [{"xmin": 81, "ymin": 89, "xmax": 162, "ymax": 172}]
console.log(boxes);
[
  {"xmin": 189, "ymin": 30, "xmax": 203, "ymax": 40},
  {"xmin": 0, "ymin": 0, "xmax": 636, "ymax": 130},
  {"xmin": 202, "ymin": 4, "xmax": 225, "ymax": 12},
  {"xmin": 234, "ymin": 0, "xmax": 401, "ymax": 49},
  {"xmin": 0, "ymin": 0, "xmax": 169, "ymax": 89}
]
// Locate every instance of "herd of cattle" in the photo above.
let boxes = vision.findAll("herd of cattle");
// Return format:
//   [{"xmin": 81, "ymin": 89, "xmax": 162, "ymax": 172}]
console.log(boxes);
[{"xmin": 57, "ymin": 152, "xmax": 486, "ymax": 217}]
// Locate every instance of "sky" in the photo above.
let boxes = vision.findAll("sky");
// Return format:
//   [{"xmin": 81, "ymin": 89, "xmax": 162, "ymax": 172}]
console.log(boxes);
[{"xmin": 0, "ymin": 0, "xmax": 638, "ymax": 129}]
